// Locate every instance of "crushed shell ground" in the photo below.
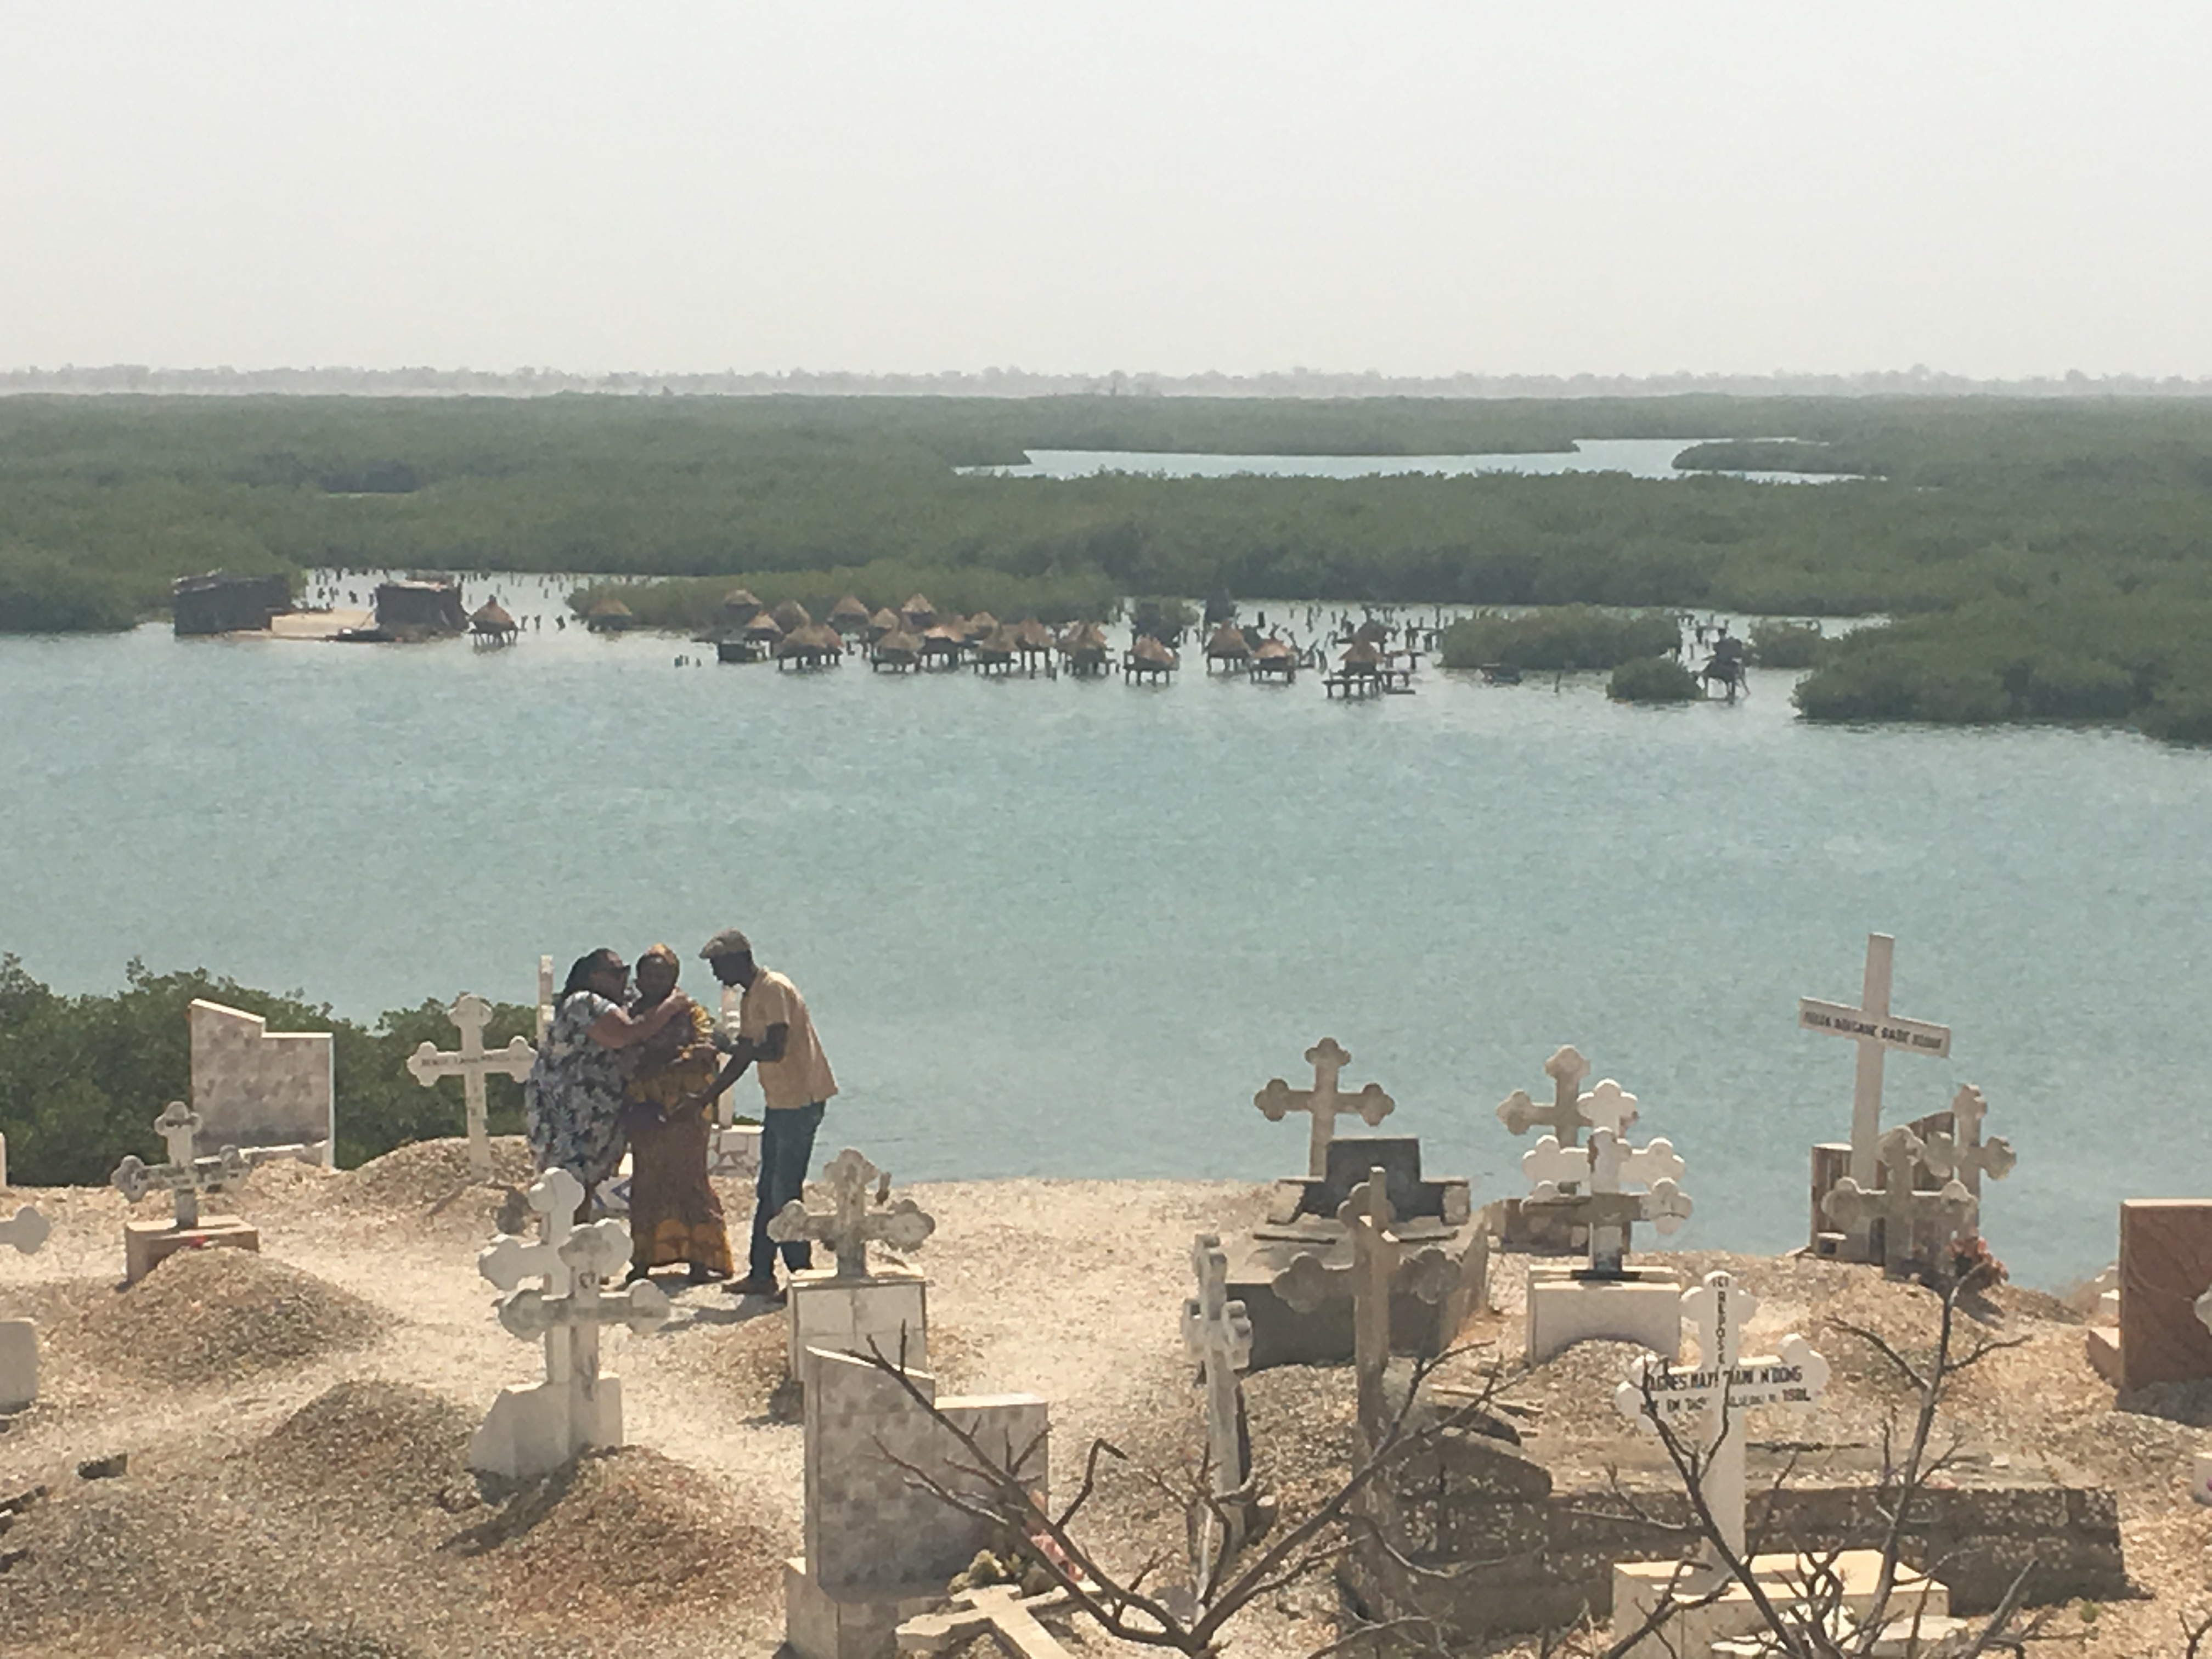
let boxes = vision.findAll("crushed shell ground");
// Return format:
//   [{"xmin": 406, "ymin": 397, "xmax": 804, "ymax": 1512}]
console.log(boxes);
[{"xmin": 0, "ymin": 1142, "xmax": 2203, "ymax": 1656}]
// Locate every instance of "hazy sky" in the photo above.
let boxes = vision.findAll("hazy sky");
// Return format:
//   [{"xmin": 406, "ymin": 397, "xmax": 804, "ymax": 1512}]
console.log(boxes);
[{"xmin": 4, "ymin": 4, "xmax": 2208, "ymax": 378}]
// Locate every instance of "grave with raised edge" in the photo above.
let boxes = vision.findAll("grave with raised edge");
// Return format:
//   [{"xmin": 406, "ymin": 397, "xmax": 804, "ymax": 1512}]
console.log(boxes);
[
  {"xmin": 0, "ymin": 1203, "xmax": 52, "ymax": 1412},
  {"xmin": 1522, "ymin": 1097, "xmax": 1694, "ymax": 1364},
  {"xmin": 470, "ymin": 1167, "xmax": 669, "ymax": 1478},
  {"xmin": 112, "ymin": 1101, "xmax": 259, "ymax": 1285},
  {"xmin": 2085, "ymin": 1199, "xmax": 2212, "ymax": 1391},
  {"xmin": 188, "ymin": 998, "xmax": 335, "ymax": 1166},
  {"xmin": 1223, "ymin": 1111, "xmax": 1485, "ymax": 1369},
  {"xmin": 785, "ymin": 1345, "xmax": 1050, "ymax": 1659},
  {"xmin": 770, "ymin": 1147, "xmax": 935, "ymax": 1383}
]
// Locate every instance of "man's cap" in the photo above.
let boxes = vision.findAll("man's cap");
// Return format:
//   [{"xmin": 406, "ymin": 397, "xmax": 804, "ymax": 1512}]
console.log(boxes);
[{"xmin": 699, "ymin": 928, "xmax": 753, "ymax": 961}]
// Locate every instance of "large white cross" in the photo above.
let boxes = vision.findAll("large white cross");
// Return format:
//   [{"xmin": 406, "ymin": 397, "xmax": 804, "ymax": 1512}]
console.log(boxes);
[
  {"xmin": 1616, "ymin": 1270, "xmax": 1830, "ymax": 1569},
  {"xmin": 1800, "ymin": 933, "xmax": 1951, "ymax": 1196},
  {"xmin": 768, "ymin": 1147, "xmax": 936, "ymax": 1279},
  {"xmin": 1920, "ymin": 1084, "xmax": 2015, "ymax": 1204},
  {"xmin": 1820, "ymin": 1125, "xmax": 1976, "ymax": 1276},
  {"xmin": 1254, "ymin": 1038, "xmax": 1396, "ymax": 1178},
  {"xmin": 0, "ymin": 1205, "xmax": 49, "ymax": 1255},
  {"xmin": 408, "ymin": 992, "xmax": 537, "ymax": 1180},
  {"xmin": 1273, "ymin": 1170, "xmax": 1462, "ymax": 1443},
  {"xmin": 110, "ymin": 1102, "xmax": 250, "ymax": 1229},
  {"xmin": 479, "ymin": 1166, "xmax": 586, "ymax": 1302}
]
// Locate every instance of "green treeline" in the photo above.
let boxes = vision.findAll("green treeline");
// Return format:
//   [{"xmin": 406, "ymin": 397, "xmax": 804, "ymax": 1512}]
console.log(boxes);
[
  {"xmin": 1438, "ymin": 606, "xmax": 1683, "ymax": 670},
  {"xmin": 0, "ymin": 955, "xmax": 537, "ymax": 1184}
]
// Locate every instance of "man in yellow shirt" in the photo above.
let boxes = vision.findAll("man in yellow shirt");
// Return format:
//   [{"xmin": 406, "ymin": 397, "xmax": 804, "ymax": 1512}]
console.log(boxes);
[{"xmin": 695, "ymin": 928, "xmax": 839, "ymax": 1303}]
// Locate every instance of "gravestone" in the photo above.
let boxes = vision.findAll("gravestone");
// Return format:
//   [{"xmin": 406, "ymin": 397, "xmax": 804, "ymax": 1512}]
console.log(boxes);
[
  {"xmin": 2084, "ymin": 1200, "xmax": 2212, "ymax": 1391},
  {"xmin": 1491, "ymin": 1050, "xmax": 1642, "ymax": 1250},
  {"xmin": 112, "ymin": 1102, "xmax": 258, "ymax": 1284},
  {"xmin": 786, "ymin": 1346, "xmax": 1051, "ymax": 1659},
  {"xmin": 771, "ymin": 1148, "xmax": 936, "ymax": 1381},
  {"xmin": 1609, "ymin": 1271, "xmax": 1944, "ymax": 1658},
  {"xmin": 1799, "ymin": 934, "xmax": 1951, "ymax": 1261},
  {"xmin": 1254, "ymin": 1037, "xmax": 1395, "ymax": 1179},
  {"xmin": 1523, "ymin": 1123, "xmax": 1694, "ymax": 1364},
  {"xmin": 1225, "ymin": 1135, "xmax": 1484, "ymax": 1369},
  {"xmin": 188, "ymin": 999, "xmax": 335, "ymax": 1165},
  {"xmin": 407, "ymin": 992, "xmax": 537, "ymax": 1181},
  {"xmin": 1820, "ymin": 1125, "xmax": 1976, "ymax": 1277},
  {"xmin": 0, "ymin": 1204, "xmax": 50, "ymax": 1412},
  {"xmin": 470, "ymin": 1167, "xmax": 670, "ymax": 1478},
  {"xmin": 1184, "ymin": 1232, "xmax": 1262, "ymax": 1577},
  {"xmin": 898, "ymin": 1586, "xmax": 1071, "ymax": 1659}
]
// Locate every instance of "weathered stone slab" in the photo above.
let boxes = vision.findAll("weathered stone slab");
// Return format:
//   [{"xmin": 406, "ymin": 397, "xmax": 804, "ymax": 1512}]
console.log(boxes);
[
  {"xmin": 2101, "ymin": 1199, "xmax": 2212, "ymax": 1392},
  {"xmin": 190, "ymin": 999, "xmax": 334, "ymax": 1161},
  {"xmin": 124, "ymin": 1216, "xmax": 258, "ymax": 1285}
]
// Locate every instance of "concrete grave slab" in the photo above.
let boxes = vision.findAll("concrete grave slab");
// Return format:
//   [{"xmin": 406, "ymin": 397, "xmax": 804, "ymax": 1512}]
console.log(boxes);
[
  {"xmin": 2085, "ymin": 1199, "xmax": 2212, "ymax": 1391},
  {"xmin": 189, "ymin": 999, "xmax": 334, "ymax": 1163}
]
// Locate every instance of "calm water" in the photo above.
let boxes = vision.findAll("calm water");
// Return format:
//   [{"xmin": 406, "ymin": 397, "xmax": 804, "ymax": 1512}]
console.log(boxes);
[
  {"xmin": 4, "ymin": 621, "xmax": 2205, "ymax": 1288},
  {"xmin": 961, "ymin": 438, "xmax": 1850, "ymax": 484}
]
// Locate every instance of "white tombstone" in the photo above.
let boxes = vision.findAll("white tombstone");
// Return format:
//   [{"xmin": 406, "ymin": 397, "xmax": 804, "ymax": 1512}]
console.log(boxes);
[
  {"xmin": 470, "ymin": 1168, "xmax": 669, "ymax": 1479},
  {"xmin": 786, "ymin": 1346, "xmax": 1050, "ymax": 1659},
  {"xmin": 1799, "ymin": 934, "xmax": 1951, "ymax": 1251},
  {"xmin": 1525, "ymin": 1124, "xmax": 1694, "ymax": 1364},
  {"xmin": 1254, "ymin": 1038, "xmax": 1396, "ymax": 1179},
  {"xmin": 0, "ymin": 1204, "xmax": 50, "ymax": 1412},
  {"xmin": 1602, "ymin": 1272, "xmax": 1944, "ymax": 1659},
  {"xmin": 771, "ymin": 1148, "xmax": 935, "ymax": 1381},
  {"xmin": 188, "ymin": 999, "xmax": 335, "ymax": 1165},
  {"xmin": 1183, "ymin": 1233, "xmax": 1255, "ymax": 1578},
  {"xmin": 408, "ymin": 992, "xmax": 537, "ymax": 1181}
]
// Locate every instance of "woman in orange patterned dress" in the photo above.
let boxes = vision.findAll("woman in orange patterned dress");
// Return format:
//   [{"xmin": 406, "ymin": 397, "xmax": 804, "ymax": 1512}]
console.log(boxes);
[{"xmin": 621, "ymin": 945, "xmax": 735, "ymax": 1283}]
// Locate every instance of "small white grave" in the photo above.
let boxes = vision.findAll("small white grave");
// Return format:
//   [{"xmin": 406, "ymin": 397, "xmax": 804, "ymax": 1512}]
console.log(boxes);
[
  {"xmin": 408, "ymin": 992, "xmax": 537, "ymax": 1181},
  {"xmin": 786, "ymin": 1345, "xmax": 1049, "ymax": 1659},
  {"xmin": 1525, "ymin": 1115, "xmax": 1694, "ymax": 1365},
  {"xmin": 770, "ymin": 1148, "xmax": 935, "ymax": 1381},
  {"xmin": 0, "ymin": 1204, "xmax": 50, "ymax": 1412},
  {"xmin": 1607, "ymin": 1271, "xmax": 1944, "ymax": 1657},
  {"xmin": 1254, "ymin": 1037, "xmax": 1395, "ymax": 1179},
  {"xmin": 111, "ymin": 1102, "xmax": 258, "ymax": 1284},
  {"xmin": 1800, "ymin": 933, "xmax": 1951, "ymax": 1256},
  {"xmin": 189, "ymin": 998, "xmax": 335, "ymax": 1165},
  {"xmin": 470, "ymin": 1167, "xmax": 669, "ymax": 1479}
]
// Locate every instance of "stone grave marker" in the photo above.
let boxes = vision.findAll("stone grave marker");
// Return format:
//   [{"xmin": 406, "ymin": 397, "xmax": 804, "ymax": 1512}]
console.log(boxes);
[
  {"xmin": 1609, "ymin": 1271, "xmax": 1950, "ymax": 1658},
  {"xmin": 1820, "ymin": 1125, "xmax": 1976, "ymax": 1277},
  {"xmin": 471, "ymin": 1167, "xmax": 669, "ymax": 1478},
  {"xmin": 786, "ymin": 1345, "xmax": 1050, "ymax": 1659},
  {"xmin": 0, "ymin": 1203, "xmax": 50, "ymax": 1412},
  {"xmin": 898, "ymin": 1585, "xmax": 1071, "ymax": 1659},
  {"xmin": 1920, "ymin": 1084, "xmax": 2016, "ymax": 1204},
  {"xmin": 1523, "ymin": 1122, "xmax": 1694, "ymax": 1364},
  {"xmin": 408, "ymin": 992, "xmax": 537, "ymax": 1181},
  {"xmin": 188, "ymin": 998, "xmax": 335, "ymax": 1165},
  {"xmin": 2085, "ymin": 1199, "xmax": 2212, "ymax": 1391},
  {"xmin": 1274, "ymin": 1170, "xmax": 1465, "ymax": 1443},
  {"xmin": 1184, "ymin": 1232, "xmax": 1258, "ymax": 1576},
  {"xmin": 1254, "ymin": 1037, "xmax": 1395, "ymax": 1178},
  {"xmin": 1799, "ymin": 933, "xmax": 1951, "ymax": 1258},
  {"xmin": 1497, "ymin": 1048, "xmax": 1646, "ymax": 1190},
  {"xmin": 772, "ymin": 1148, "xmax": 935, "ymax": 1381},
  {"xmin": 111, "ymin": 1102, "xmax": 258, "ymax": 1284}
]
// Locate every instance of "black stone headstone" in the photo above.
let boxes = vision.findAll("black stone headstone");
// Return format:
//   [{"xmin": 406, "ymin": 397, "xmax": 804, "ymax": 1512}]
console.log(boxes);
[{"xmin": 1307, "ymin": 1136, "xmax": 1426, "ymax": 1220}]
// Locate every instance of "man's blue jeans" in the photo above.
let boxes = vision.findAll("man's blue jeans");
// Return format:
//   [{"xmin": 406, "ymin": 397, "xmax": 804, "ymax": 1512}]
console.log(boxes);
[{"xmin": 749, "ymin": 1101, "xmax": 826, "ymax": 1283}]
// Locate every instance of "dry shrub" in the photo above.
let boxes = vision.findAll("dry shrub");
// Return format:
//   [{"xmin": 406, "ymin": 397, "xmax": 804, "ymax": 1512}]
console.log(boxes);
[{"xmin": 60, "ymin": 1247, "xmax": 387, "ymax": 1387}]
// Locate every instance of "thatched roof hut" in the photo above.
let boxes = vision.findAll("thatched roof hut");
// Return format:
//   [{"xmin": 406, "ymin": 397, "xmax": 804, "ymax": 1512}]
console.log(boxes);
[
  {"xmin": 1012, "ymin": 617, "xmax": 1055, "ymax": 654},
  {"xmin": 1130, "ymin": 634, "xmax": 1179, "ymax": 670},
  {"xmin": 774, "ymin": 623, "xmax": 844, "ymax": 668},
  {"xmin": 1339, "ymin": 640, "xmax": 1384, "ymax": 675},
  {"xmin": 972, "ymin": 627, "xmax": 1018, "ymax": 669},
  {"xmin": 771, "ymin": 599, "xmax": 812, "ymax": 634},
  {"xmin": 866, "ymin": 606, "xmax": 901, "ymax": 642},
  {"xmin": 742, "ymin": 613, "xmax": 784, "ymax": 645},
  {"xmin": 585, "ymin": 595, "xmax": 634, "ymax": 634},
  {"xmin": 1204, "ymin": 623, "xmax": 1251, "ymax": 663},
  {"xmin": 962, "ymin": 611, "xmax": 1000, "ymax": 642},
  {"xmin": 870, "ymin": 628, "xmax": 921, "ymax": 669},
  {"xmin": 720, "ymin": 588, "xmax": 763, "ymax": 624},
  {"xmin": 1253, "ymin": 637, "xmax": 1296, "ymax": 663},
  {"xmin": 828, "ymin": 594, "xmax": 872, "ymax": 634},
  {"xmin": 918, "ymin": 622, "xmax": 967, "ymax": 664},
  {"xmin": 469, "ymin": 601, "xmax": 519, "ymax": 643},
  {"xmin": 901, "ymin": 594, "xmax": 938, "ymax": 631}
]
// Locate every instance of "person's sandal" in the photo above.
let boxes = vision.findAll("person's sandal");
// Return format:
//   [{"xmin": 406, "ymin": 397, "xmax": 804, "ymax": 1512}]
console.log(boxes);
[{"xmin": 724, "ymin": 1276, "xmax": 778, "ymax": 1299}]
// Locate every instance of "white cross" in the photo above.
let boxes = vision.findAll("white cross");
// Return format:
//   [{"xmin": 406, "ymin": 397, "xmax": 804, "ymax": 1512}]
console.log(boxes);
[
  {"xmin": 534, "ymin": 955, "xmax": 555, "ymax": 1046},
  {"xmin": 1529, "ymin": 1126, "xmax": 1692, "ymax": 1275},
  {"xmin": 898, "ymin": 1585, "xmax": 1072, "ymax": 1659},
  {"xmin": 1616, "ymin": 1270, "xmax": 1830, "ymax": 1569},
  {"xmin": 1799, "ymin": 933, "xmax": 1951, "ymax": 1199},
  {"xmin": 0, "ymin": 1205, "xmax": 49, "ymax": 1255},
  {"xmin": 1254, "ymin": 1038, "xmax": 1396, "ymax": 1178},
  {"xmin": 1183, "ymin": 1232, "xmax": 1255, "ymax": 1581},
  {"xmin": 110, "ymin": 1102, "xmax": 250, "ymax": 1229},
  {"xmin": 1273, "ymin": 1170, "xmax": 1462, "ymax": 1443},
  {"xmin": 1497, "ymin": 1044, "xmax": 1594, "ymax": 1141},
  {"xmin": 408, "ymin": 992, "xmax": 537, "ymax": 1181},
  {"xmin": 1820, "ymin": 1125, "xmax": 1976, "ymax": 1276},
  {"xmin": 768, "ymin": 1147, "xmax": 936, "ymax": 1279},
  {"xmin": 479, "ymin": 1166, "xmax": 585, "ymax": 1302},
  {"xmin": 1920, "ymin": 1084, "xmax": 2015, "ymax": 1204}
]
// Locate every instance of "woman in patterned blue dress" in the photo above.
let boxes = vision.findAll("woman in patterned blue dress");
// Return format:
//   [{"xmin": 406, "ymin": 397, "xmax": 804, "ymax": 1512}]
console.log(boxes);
[{"xmin": 526, "ymin": 947, "xmax": 695, "ymax": 1215}]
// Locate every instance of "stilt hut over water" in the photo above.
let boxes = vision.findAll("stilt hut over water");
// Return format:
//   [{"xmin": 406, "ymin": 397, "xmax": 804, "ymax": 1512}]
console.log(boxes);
[
  {"xmin": 901, "ymin": 593, "xmax": 938, "ymax": 633},
  {"xmin": 1327, "ymin": 640, "xmax": 1385, "ymax": 697},
  {"xmin": 829, "ymin": 594, "xmax": 872, "ymax": 636},
  {"xmin": 585, "ymin": 595, "xmax": 634, "ymax": 635},
  {"xmin": 1204, "ymin": 624, "xmax": 1252, "ymax": 673},
  {"xmin": 1060, "ymin": 620, "xmax": 1111, "ymax": 677},
  {"xmin": 972, "ymin": 627, "xmax": 1018, "ymax": 675},
  {"xmin": 469, "ymin": 601, "xmax": 520, "ymax": 646},
  {"xmin": 1251, "ymin": 637, "xmax": 1299, "ymax": 683},
  {"xmin": 720, "ymin": 588, "xmax": 763, "ymax": 628},
  {"xmin": 1012, "ymin": 617, "xmax": 1055, "ymax": 673},
  {"xmin": 1125, "ymin": 633, "xmax": 1179, "ymax": 684},
  {"xmin": 866, "ymin": 607, "xmax": 900, "ymax": 644},
  {"xmin": 774, "ymin": 623, "xmax": 844, "ymax": 670},
  {"xmin": 918, "ymin": 623, "xmax": 967, "ymax": 669},
  {"xmin": 870, "ymin": 628, "xmax": 921, "ymax": 671},
  {"xmin": 962, "ymin": 611, "xmax": 1000, "ymax": 644}
]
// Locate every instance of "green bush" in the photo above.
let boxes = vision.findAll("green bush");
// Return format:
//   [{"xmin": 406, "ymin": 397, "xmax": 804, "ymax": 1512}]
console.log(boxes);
[
  {"xmin": 1440, "ymin": 606, "xmax": 1681, "ymax": 672},
  {"xmin": 1608, "ymin": 655, "xmax": 1702, "ymax": 702},
  {"xmin": 1747, "ymin": 619, "xmax": 1829, "ymax": 668},
  {"xmin": 0, "ymin": 956, "xmax": 536, "ymax": 1184}
]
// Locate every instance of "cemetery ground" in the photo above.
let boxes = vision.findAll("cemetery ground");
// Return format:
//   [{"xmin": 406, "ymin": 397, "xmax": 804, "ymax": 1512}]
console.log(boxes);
[{"xmin": 0, "ymin": 1146, "xmax": 2205, "ymax": 1659}]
